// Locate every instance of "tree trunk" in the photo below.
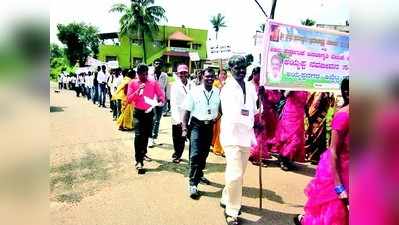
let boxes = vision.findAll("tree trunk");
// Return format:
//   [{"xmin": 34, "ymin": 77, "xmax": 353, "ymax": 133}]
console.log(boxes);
[
  {"xmin": 129, "ymin": 41, "xmax": 132, "ymax": 68},
  {"xmin": 216, "ymin": 32, "xmax": 222, "ymax": 71},
  {"xmin": 141, "ymin": 31, "xmax": 147, "ymax": 64}
]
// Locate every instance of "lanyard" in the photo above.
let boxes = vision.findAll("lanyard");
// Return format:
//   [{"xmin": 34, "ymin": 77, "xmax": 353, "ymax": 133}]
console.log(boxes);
[
  {"xmin": 182, "ymin": 85, "xmax": 187, "ymax": 94},
  {"xmin": 241, "ymin": 83, "xmax": 247, "ymax": 105},
  {"xmin": 203, "ymin": 90, "xmax": 213, "ymax": 106}
]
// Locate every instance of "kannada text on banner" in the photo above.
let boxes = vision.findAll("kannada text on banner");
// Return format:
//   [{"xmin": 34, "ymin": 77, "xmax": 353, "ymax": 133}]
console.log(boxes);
[{"xmin": 260, "ymin": 20, "xmax": 350, "ymax": 92}]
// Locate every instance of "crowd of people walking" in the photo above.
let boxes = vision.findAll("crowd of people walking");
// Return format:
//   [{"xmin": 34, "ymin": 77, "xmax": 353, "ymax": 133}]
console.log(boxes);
[{"xmin": 57, "ymin": 55, "xmax": 349, "ymax": 225}]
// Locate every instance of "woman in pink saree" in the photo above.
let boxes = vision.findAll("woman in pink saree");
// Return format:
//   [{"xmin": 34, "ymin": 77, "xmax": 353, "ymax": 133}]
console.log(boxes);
[
  {"xmin": 273, "ymin": 90, "xmax": 308, "ymax": 171},
  {"xmin": 248, "ymin": 67, "xmax": 281, "ymax": 164},
  {"xmin": 294, "ymin": 78, "xmax": 349, "ymax": 225}
]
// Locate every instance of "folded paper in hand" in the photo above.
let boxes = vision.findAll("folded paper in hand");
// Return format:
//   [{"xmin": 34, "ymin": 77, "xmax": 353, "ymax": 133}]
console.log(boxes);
[{"xmin": 144, "ymin": 96, "xmax": 161, "ymax": 113}]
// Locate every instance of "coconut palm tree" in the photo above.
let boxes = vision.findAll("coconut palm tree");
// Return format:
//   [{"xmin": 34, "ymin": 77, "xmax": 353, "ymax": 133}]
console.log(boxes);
[
  {"xmin": 301, "ymin": 18, "xmax": 316, "ymax": 26},
  {"xmin": 210, "ymin": 13, "xmax": 227, "ymax": 41},
  {"xmin": 110, "ymin": 0, "xmax": 166, "ymax": 65}
]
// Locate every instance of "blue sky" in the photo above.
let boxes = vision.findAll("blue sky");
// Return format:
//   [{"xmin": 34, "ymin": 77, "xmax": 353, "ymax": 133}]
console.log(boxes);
[{"xmin": 50, "ymin": 0, "xmax": 349, "ymax": 53}]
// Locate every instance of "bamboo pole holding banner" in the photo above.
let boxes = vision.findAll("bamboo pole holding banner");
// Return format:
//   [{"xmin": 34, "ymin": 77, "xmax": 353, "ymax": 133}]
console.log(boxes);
[{"xmin": 252, "ymin": 0, "xmax": 278, "ymax": 210}]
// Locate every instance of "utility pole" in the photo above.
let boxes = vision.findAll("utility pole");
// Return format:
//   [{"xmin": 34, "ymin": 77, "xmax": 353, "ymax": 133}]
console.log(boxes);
[{"xmin": 270, "ymin": 0, "xmax": 278, "ymax": 19}]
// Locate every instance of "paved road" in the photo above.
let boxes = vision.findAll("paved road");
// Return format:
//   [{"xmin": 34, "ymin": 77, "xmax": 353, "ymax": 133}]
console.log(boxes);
[{"xmin": 50, "ymin": 83, "xmax": 313, "ymax": 225}]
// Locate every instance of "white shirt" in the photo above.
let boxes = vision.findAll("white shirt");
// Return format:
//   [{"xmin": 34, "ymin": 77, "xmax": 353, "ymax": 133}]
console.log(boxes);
[
  {"xmin": 76, "ymin": 76, "xmax": 83, "ymax": 85},
  {"xmin": 220, "ymin": 77, "xmax": 257, "ymax": 148},
  {"xmin": 150, "ymin": 71, "xmax": 168, "ymax": 106},
  {"xmin": 113, "ymin": 75, "xmax": 123, "ymax": 91},
  {"xmin": 183, "ymin": 85, "xmax": 220, "ymax": 121},
  {"xmin": 170, "ymin": 79, "xmax": 191, "ymax": 125},
  {"xmin": 63, "ymin": 73, "xmax": 69, "ymax": 83},
  {"xmin": 97, "ymin": 70, "xmax": 108, "ymax": 83},
  {"xmin": 150, "ymin": 71, "xmax": 168, "ymax": 92},
  {"xmin": 86, "ymin": 75, "xmax": 93, "ymax": 88}
]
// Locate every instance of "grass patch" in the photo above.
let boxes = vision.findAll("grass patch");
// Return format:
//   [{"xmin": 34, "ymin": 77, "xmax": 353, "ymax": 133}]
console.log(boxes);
[
  {"xmin": 50, "ymin": 152, "xmax": 111, "ymax": 203},
  {"xmin": 56, "ymin": 192, "xmax": 83, "ymax": 203}
]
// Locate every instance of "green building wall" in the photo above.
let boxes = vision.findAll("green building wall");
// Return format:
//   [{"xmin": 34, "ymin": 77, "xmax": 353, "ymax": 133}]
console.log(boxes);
[{"xmin": 98, "ymin": 25, "xmax": 208, "ymax": 69}]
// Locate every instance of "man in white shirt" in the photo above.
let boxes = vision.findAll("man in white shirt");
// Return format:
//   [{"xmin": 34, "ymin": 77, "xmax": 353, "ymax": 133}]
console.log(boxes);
[
  {"xmin": 70, "ymin": 75, "xmax": 76, "ymax": 91},
  {"xmin": 170, "ymin": 64, "xmax": 190, "ymax": 163},
  {"xmin": 109, "ymin": 69, "xmax": 123, "ymax": 120},
  {"xmin": 219, "ymin": 55, "xmax": 258, "ymax": 225},
  {"xmin": 149, "ymin": 59, "xmax": 168, "ymax": 147},
  {"xmin": 113, "ymin": 69, "xmax": 123, "ymax": 117},
  {"xmin": 85, "ymin": 72, "xmax": 93, "ymax": 101},
  {"xmin": 182, "ymin": 67, "xmax": 221, "ymax": 199},
  {"xmin": 58, "ymin": 70, "xmax": 65, "ymax": 90},
  {"xmin": 63, "ymin": 73, "xmax": 69, "ymax": 89},
  {"xmin": 97, "ymin": 65, "xmax": 108, "ymax": 107},
  {"xmin": 76, "ymin": 74, "xmax": 85, "ymax": 97}
]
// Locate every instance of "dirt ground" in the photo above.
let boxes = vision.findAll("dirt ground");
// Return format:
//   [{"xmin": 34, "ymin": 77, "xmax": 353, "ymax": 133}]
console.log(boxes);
[{"xmin": 50, "ymin": 82, "xmax": 314, "ymax": 225}]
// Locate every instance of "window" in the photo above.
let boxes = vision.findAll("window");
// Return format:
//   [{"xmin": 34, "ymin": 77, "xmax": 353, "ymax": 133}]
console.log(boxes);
[
  {"xmin": 133, "ymin": 57, "xmax": 143, "ymax": 66},
  {"xmin": 131, "ymin": 39, "xmax": 143, "ymax": 45},
  {"xmin": 153, "ymin": 40, "xmax": 164, "ymax": 47},
  {"xmin": 105, "ymin": 56, "xmax": 117, "ymax": 62},
  {"xmin": 192, "ymin": 43, "xmax": 201, "ymax": 50}
]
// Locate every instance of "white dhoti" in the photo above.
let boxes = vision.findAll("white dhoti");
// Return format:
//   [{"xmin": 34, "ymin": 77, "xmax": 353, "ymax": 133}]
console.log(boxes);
[{"xmin": 221, "ymin": 145, "xmax": 250, "ymax": 217}]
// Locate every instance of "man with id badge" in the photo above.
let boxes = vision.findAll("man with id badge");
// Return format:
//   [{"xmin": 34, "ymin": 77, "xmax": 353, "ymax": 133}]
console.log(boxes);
[
  {"xmin": 181, "ymin": 68, "xmax": 221, "ymax": 199},
  {"xmin": 219, "ymin": 55, "xmax": 258, "ymax": 225}
]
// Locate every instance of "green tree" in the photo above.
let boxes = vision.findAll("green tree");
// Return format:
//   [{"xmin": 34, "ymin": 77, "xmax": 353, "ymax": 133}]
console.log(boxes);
[
  {"xmin": 301, "ymin": 18, "xmax": 316, "ymax": 26},
  {"xmin": 49, "ymin": 43, "xmax": 77, "ymax": 80},
  {"xmin": 110, "ymin": 0, "xmax": 167, "ymax": 65},
  {"xmin": 210, "ymin": 13, "xmax": 227, "ymax": 41},
  {"xmin": 50, "ymin": 43, "xmax": 64, "ymax": 59},
  {"xmin": 56, "ymin": 22, "xmax": 99, "ymax": 66}
]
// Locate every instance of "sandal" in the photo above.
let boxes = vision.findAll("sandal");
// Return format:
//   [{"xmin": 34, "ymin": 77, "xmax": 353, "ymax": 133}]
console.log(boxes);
[
  {"xmin": 280, "ymin": 162, "xmax": 290, "ymax": 171},
  {"xmin": 172, "ymin": 158, "xmax": 180, "ymax": 164},
  {"xmin": 293, "ymin": 214, "xmax": 303, "ymax": 225},
  {"xmin": 224, "ymin": 211, "xmax": 239, "ymax": 225}
]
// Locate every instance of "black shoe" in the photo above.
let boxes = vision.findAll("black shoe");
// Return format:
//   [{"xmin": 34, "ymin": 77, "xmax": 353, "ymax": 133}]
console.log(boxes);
[
  {"xmin": 200, "ymin": 177, "xmax": 211, "ymax": 185},
  {"xmin": 135, "ymin": 162, "xmax": 145, "ymax": 174}
]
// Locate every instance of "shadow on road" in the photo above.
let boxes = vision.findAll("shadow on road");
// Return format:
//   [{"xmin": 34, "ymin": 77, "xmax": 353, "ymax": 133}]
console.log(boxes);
[
  {"xmin": 50, "ymin": 106, "xmax": 66, "ymax": 113},
  {"xmin": 145, "ymin": 159, "xmax": 225, "ymax": 177},
  {"xmin": 239, "ymin": 205, "xmax": 297, "ymax": 225},
  {"xmin": 152, "ymin": 143, "xmax": 174, "ymax": 151},
  {"xmin": 262, "ymin": 159, "xmax": 316, "ymax": 178},
  {"xmin": 201, "ymin": 183, "xmax": 284, "ymax": 204}
]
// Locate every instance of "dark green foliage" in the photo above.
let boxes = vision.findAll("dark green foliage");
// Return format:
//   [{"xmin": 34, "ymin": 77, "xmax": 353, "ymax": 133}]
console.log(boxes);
[
  {"xmin": 56, "ymin": 22, "xmax": 99, "ymax": 66},
  {"xmin": 301, "ymin": 18, "xmax": 316, "ymax": 26}
]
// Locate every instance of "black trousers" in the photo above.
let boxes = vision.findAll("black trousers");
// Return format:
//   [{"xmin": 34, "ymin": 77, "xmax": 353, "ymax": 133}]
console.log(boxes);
[
  {"xmin": 75, "ymin": 85, "xmax": 81, "ymax": 97},
  {"xmin": 188, "ymin": 117, "xmax": 214, "ymax": 186},
  {"xmin": 172, "ymin": 124, "xmax": 186, "ymax": 159},
  {"xmin": 133, "ymin": 109, "xmax": 154, "ymax": 164}
]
